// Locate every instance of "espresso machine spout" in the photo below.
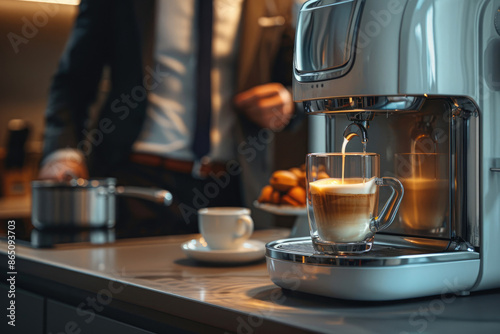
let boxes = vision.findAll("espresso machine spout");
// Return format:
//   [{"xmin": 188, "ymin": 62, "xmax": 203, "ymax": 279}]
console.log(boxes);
[
  {"xmin": 343, "ymin": 121, "xmax": 368, "ymax": 144},
  {"xmin": 343, "ymin": 111, "xmax": 373, "ymax": 145},
  {"xmin": 344, "ymin": 122, "xmax": 368, "ymax": 145}
]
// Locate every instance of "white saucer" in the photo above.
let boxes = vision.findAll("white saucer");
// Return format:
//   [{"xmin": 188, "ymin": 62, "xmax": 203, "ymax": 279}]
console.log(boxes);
[{"xmin": 181, "ymin": 238, "xmax": 266, "ymax": 264}]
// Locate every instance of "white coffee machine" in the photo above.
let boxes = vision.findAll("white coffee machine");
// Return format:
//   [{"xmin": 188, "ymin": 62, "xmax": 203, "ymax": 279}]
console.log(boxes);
[{"xmin": 266, "ymin": 0, "xmax": 500, "ymax": 300}]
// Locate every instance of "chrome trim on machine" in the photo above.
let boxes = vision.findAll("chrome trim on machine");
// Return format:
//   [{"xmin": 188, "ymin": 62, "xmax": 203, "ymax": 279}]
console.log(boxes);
[
  {"xmin": 304, "ymin": 96, "xmax": 426, "ymax": 114},
  {"xmin": 266, "ymin": 236, "xmax": 479, "ymax": 267}
]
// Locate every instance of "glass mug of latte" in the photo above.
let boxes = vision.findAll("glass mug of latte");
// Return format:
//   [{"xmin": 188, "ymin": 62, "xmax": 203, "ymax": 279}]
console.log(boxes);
[{"xmin": 306, "ymin": 153, "xmax": 404, "ymax": 254}]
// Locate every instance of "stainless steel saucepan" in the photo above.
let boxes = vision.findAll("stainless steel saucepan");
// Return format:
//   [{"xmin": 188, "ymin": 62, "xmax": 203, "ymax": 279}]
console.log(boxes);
[{"xmin": 31, "ymin": 178, "xmax": 173, "ymax": 229}]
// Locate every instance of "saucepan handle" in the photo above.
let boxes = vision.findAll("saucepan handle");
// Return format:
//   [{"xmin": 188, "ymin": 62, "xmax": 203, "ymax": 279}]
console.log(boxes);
[{"xmin": 115, "ymin": 186, "xmax": 173, "ymax": 206}]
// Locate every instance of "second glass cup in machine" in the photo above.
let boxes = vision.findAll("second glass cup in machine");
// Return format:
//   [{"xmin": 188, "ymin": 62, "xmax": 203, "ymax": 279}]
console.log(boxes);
[{"xmin": 395, "ymin": 153, "xmax": 448, "ymax": 232}]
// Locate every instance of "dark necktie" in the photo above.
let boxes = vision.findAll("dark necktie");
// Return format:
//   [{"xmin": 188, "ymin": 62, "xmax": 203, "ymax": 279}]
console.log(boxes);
[{"xmin": 191, "ymin": 0, "xmax": 213, "ymax": 161}]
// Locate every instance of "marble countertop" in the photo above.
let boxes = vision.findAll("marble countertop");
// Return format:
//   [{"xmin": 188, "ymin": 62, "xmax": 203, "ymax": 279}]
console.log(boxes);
[{"xmin": 2, "ymin": 229, "xmax": 500, "ymax": 333}]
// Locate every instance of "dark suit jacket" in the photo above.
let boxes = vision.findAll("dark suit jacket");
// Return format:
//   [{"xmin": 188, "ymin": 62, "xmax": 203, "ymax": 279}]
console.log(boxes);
[{"xmin": 43, "ymin": 0, "xmax": 296, "ymax": 206}]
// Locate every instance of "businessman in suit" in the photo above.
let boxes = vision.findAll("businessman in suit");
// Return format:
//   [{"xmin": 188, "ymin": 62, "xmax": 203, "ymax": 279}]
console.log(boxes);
[{"xmin": 39, "ymin": 0, "xmax": 300, "ymax": 234}]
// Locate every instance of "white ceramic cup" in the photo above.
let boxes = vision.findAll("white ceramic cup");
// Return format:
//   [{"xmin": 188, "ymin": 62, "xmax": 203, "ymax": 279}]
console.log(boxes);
[{"xmin": 198, "ymin": 207, "xmax": 254, "ymax": 250}]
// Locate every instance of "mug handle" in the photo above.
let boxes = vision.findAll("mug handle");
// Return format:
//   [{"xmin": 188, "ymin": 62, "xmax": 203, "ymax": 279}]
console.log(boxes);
[
  {"xmin": 234, "ymin": 215, "xmax": 254, "ymax": 241},
  {"xmin": 370, "ymin": 177, "xmax": 404, "ymax": 233}
]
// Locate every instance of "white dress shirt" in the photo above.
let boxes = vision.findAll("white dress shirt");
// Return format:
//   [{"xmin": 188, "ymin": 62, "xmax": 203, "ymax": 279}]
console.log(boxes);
[{"xmin": 132, "ymin": 0, "xmax": 244, "ymax": 162}]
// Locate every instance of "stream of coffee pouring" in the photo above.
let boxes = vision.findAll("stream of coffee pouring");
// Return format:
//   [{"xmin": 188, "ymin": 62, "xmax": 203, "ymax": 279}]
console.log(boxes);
[{"xmin": 342, "ymin": 122, "xmax": 369, "ymax": 184}]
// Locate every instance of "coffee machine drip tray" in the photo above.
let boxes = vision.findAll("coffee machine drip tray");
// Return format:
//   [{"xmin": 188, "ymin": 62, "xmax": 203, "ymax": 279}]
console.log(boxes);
[{"xmin": 265, "ymin": 236, "xmax": 480, "ymax": 301}]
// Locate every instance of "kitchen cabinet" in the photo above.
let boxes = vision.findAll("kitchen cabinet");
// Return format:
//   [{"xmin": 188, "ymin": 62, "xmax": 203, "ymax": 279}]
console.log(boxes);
[
  {"xmin": 0, "ymin": 285, "xmax": 44, "ymax": 334},
  {"xmin": 46, "ymin": 299, "xmax": 154, "ymax": 334},
  {"xmin": 0, "ymin": 284, "xmax": 159, "ymax": 334}
]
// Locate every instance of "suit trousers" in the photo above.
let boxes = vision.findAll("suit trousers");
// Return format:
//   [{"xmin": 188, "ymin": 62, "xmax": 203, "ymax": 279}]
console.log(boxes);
[{"xmin": 111, "ymin": 160, "xmax": 243, "ymax": 237}]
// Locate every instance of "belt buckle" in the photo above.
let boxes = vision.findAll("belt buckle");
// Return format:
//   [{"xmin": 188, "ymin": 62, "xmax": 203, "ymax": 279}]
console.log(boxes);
[{"xmin": 192, "ymin": 158, "xmax": 209, "ymax": 179}]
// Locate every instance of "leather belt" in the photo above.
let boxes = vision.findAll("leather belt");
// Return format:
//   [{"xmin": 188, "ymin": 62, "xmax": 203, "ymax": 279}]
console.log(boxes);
[{"xmin": 130, "ymin": 153, "xmax": 227, "ymax": 178}]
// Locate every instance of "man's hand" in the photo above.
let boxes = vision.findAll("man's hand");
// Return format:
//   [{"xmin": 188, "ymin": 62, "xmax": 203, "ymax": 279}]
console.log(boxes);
[
  {"xmin": 234, "ymin": 83, "xmax": 294, "ymax": 131},
  {"xmin": 38, "ymin": 158, "xmax": 89, "ymax": 181}
]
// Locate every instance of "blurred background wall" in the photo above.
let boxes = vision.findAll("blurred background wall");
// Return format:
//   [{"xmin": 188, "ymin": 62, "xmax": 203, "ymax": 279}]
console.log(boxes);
[
  {"xmin": 0, "ymin": 0, "xmax": 78, "ymax": 154},
  {"xmin": 0, "ymin": 0, "xmax": 78, "ymax": 215}
]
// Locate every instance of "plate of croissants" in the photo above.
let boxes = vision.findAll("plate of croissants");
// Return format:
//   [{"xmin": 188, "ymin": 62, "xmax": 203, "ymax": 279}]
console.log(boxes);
[{"xmin": 254, "ymin": 167, "xmax": 309, "ymax": 216}]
